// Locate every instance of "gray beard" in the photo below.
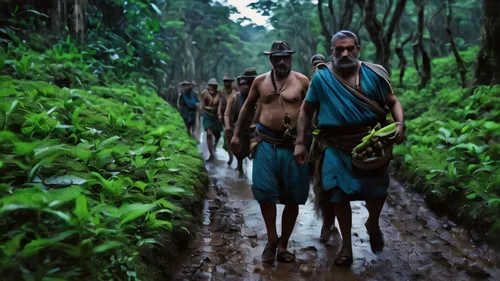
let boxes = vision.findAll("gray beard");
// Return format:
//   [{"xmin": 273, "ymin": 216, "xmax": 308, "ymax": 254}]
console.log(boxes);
[{"xmin": 333, "ymin": 59, "xmax": 358, "ymax": 71}]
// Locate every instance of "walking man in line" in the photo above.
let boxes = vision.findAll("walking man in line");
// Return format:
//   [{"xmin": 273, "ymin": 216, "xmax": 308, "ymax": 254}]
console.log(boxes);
[
  {"xmin": 224, "ymin": 67, "xmax": 258, "ymax": 175},
  {"xmin": 231, "ymin": 41, "xmax": 310, "ymax": 264},
  {"xmin": 308, "ymin": 54, "xmax": 341, "ymax": 243},
  {"xmin": 219, "ymin": 73, "xmax": 237, "ymax": 165},
  {"xmin": 295, "ymin": 30, "xmax": 406, "ymax": 266},
  {"xmin": 177, "ymin": 80, "xmax": 199, "ymax": 137},
  {"xmin": 200, "ymin": 78, "xmax": 224, "ymax": 161},
  {"xmin": 310, "ymin": 53, "xmax": 326, "ymax": 79}
]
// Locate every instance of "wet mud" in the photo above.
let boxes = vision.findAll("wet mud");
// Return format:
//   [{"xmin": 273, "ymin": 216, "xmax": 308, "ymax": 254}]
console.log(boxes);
[{"xmin": 171, "ymin": 135, "xmax": 500, "ymax": 280}]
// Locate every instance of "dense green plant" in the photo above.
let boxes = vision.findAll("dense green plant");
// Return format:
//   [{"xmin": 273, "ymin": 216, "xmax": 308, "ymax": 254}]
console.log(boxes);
[
  {"xmin": 0, "ymin": 75, "xmax": 208, "ymax": 280},
  {"xmin": 392, "ymin": 48, "xmax": 500, "ymax": 240}
]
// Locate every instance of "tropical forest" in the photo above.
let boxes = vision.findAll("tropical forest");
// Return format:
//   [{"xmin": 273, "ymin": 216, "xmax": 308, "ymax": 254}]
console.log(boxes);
[{"xmin": 0, "ymin": 0, "xmax": 499, "ymax": 280}]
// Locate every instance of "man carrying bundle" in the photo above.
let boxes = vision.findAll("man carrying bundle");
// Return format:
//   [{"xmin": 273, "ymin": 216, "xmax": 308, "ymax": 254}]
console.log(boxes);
[
  {"xmin": 295, "ymin": 30, "xmax": 406, "ymax": 266},
  {"xmin": 200, "ymin": 78, "xmax": 224, "ymax": 161},
  {"xmin": 224, "ymin": 67, "xmax": 258, "ymax": 175}
]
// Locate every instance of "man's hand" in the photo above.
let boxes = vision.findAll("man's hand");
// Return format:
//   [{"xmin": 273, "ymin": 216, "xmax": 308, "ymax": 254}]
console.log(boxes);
[
  {"xmin": 218, "ymin": 114, "xmax": 222, "ymax": 122},
  {"xmin": 394, "ymin": 124, "xmax": 406, "ymax": 144},
  {"xmin": 294, "ymin": 143, "xmax": 308, "ymax": 164},
  {"xmin": 230, "ymin": 135, "xmax": 241, "ymax": 154},
  {"xmin": 224, "ymin": 127, "xmax": 233, "ymax": 135}
]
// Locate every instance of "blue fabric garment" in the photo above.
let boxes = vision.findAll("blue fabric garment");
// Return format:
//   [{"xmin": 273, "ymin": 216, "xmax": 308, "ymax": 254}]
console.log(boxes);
[
  {"xmin": 252, "ymin": 140, "xmax": 310, "ymax": 205},
  {"xmin": 179, "ymin": 90, "xmax": 199, "ymax": 125},
  {"xmin": 305, "ymin": 63, "xmax": 390, "ymax": 202}
]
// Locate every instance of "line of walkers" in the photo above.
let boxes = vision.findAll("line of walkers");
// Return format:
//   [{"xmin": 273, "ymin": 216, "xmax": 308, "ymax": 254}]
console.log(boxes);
[{"xmin": 178, "ymin": 30, "xmax": 407, "ymax": 267}]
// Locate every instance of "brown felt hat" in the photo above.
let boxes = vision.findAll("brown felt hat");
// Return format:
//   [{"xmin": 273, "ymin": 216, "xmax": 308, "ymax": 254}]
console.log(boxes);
[
  {"xmin": 207, "ymin": 78, "xmax": 218, "ymax": 85},
  {"xmin": 178, "ymin": 80, "xmax": 192, "ymax": 86},
  {"xmin": 263, "ymin": 41, "xmax": 295, "ymax": 56},
  {"xmin": 222, "ymin": 73, "xmax": 234, "ymax": 81},
  {"xmin": 237, "ymin": 67, "xmax": 258, "ymax": 85}
]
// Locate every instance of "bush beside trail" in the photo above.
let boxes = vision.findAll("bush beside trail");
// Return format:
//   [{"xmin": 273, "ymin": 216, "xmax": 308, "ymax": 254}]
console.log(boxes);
[
  {"xmin": 391, "ymin": 47, "xmax": 500, "ymax": 243},
  {"xmin": 0, "ymin": 75, "xmax": 209, "ymax": 280}
]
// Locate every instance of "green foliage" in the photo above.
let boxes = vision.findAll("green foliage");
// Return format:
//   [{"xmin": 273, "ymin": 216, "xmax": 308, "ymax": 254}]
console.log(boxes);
[
  {"xmin": 392, "ymin": 48, "xmax": 500, "ymax": 241},
  {"xmin": 0, "ymin": 76, "xmax": 208, "ymax": 280}
]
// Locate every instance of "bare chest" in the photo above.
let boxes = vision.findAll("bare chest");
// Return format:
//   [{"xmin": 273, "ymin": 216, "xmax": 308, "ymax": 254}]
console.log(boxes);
[
  {"xmin": 203, "ymin": 92, "xmax": 220, "ymax": 106},
  {"xmin": 259, "ymin": 78, "xmax": 304, "ymax": 105}
]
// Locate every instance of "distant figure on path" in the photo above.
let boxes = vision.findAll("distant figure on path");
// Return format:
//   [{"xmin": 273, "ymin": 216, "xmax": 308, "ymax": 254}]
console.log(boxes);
[
  {"xmin": 224, "ymin": 67, "xmax": 259, "ymax": 175},
  {"xmin": 219, "ymin": 73, "xmax": 237, "ymax": 165},
  {"xmin": 295, "ymin": 30, "xmax": 406, "ymax": 266},
  {"xmin": 177, "ymin": 81, "xmax": 199, "ymax": 137},
  {"xmin": 200, "ymin": 78, "xmax": 224, "ymax": 161},
  {"xmin": 310, "ymin": 53, "xmax": 326, "ymax": 79},
  {"xmin": 231, "ymin": 41, "xmax": 310, "ymax": 264}
]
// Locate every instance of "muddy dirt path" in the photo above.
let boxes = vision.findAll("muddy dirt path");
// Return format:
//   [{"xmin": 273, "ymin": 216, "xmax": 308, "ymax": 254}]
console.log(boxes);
[{"xmin": 171, "ymin": 135, "xmax": 500, "ymax": 281}]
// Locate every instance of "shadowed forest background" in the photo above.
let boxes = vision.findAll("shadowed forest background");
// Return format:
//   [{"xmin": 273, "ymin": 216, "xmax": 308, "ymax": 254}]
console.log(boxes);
[{"xmin": 0, "ymin": 0, "xmax": 499, "ymax": 280}]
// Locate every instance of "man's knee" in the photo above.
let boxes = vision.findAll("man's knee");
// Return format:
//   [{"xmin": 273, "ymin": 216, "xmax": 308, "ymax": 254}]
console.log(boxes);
[{"xmin": 206, "ymin": 130, "xmax": 213, "ymax": 138}]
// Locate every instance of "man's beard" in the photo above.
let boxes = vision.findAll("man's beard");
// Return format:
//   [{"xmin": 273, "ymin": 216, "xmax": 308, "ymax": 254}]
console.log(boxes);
[
  {"xmin": 274, "ymin": 63, "xmax": 292, "ymax": 78},
  {"xmin": 332, "ymin": 55, "xmax": 359, "ymax": 72}
]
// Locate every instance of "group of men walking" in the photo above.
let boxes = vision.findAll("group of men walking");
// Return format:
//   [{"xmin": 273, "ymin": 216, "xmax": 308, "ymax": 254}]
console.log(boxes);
[{"xmin": 177, "ymin": 30, "xmax": 406, "ymax": 267}]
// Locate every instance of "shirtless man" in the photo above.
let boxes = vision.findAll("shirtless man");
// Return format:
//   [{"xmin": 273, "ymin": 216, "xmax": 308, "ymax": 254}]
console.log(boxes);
[
  {"xmin": 231, "ymin": 41, "xmax": 310, "ymax": 264},
  {"xmin": 224, "ymin": 67, "xmax": 258, "ymax": 175},
  {"xmin": 219, "ymin": 73, "xmax": 237, "ymax": 165},
  {"xmin": 200, "ymin": 78, "xmax": 224, "ymax": 161}
]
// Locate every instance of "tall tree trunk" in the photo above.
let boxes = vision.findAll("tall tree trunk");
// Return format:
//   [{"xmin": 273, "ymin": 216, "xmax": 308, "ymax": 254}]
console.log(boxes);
[
  {"xmin": 475, "ymin": 0, "xmax": 500, "ymax": 85},
  {"xmin": 317, "ymin": 0, "xmax": 332, "ymax": 53},
  {"xmin": 364, "ymin": 0, "xmax": 407, "ymax": 73},
  {"xmin": 184, "ymin": 31, "xmax": 196, "ymax": 81},
  {"xmin": 412, "ymin": 0, "xmax": 431, "ymax": 88},
  {"xmin": 395, "ymin": 28, "xmax": 413, "ymax": 85},
  {"xmin": 445, "ymin": 0, "xmax": 467, "ymax": 88}
]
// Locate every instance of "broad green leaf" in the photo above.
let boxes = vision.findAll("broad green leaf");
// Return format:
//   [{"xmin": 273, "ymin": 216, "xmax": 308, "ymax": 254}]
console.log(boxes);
[
  {"xmin": 92, "ymin": 241, "xmax": 122, "ymax": 253},
  {"xmin": 2, "ymin": 232, "xmax": 25, "ymax": 257},
  {"xmin": 466, "ymin": 193, "xmax": 477, "ymax": 200},
  {"xmin": 21, "ymin": 230, "xmax": 77, "ymax": 257},
  {"xmin": 133, "ymin": 181, "xmax": 148, "ymax": 192},
  {"xmin": 119, "ymin": 203, "xmax": 155, "ymax": 226},
  {"xmin": 74, "ymin": 195, "xmax": 89, "ymax": 220},
  {"xmin": 159, "ymin": 186, "xmax": 185, "ymax": 196},
  {"xmin": 150, "ymin": 3, "xmax": 162, "ymax": 15}
]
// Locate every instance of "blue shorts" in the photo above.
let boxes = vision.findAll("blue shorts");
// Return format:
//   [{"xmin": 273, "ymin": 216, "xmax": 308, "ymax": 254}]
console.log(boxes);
[
  {"xmin": 251, "ymin": 141, "xmax": 310, "ymax": 205},
  {"xmin": 321, "ymin": 147, "xmax": 389, "ymax": 203}
]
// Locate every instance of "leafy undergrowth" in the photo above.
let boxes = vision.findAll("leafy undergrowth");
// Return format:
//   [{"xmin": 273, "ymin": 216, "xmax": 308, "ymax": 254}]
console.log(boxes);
[
  {"xmin": 391, "ymin": 47, "xmax": 500, "ymax": 243},
  {"xmin": 0, "ymin": 75, "xmax": 208, "ymax": 280}
]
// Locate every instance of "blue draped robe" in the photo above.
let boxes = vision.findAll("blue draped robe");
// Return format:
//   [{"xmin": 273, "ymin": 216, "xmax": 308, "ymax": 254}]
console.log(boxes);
[{"xmin": 305, "ymin": 62, "xmax": 391, "ymax": 202}]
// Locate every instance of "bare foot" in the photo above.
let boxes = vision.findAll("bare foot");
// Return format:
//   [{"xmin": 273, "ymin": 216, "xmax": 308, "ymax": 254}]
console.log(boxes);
[
  {"xmin": 334, "ymin": 244, "xmax": 353, "ymax": 266},
  {"xmin": 320, "ymin": 224, "xmax": 333, "ymax": 242}
]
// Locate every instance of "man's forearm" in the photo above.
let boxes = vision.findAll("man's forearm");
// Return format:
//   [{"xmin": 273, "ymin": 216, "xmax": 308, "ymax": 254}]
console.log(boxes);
[
  {"xmin": 224, "ymin": 114, "xmax": 232, "ymax": 130},
  {"xmin": 296, "ymin": 106, "xmax": 313, "ymax": 145},
  {"xmin": 390, "ymin": 99, "xmax": 405, "ymax": 124}
]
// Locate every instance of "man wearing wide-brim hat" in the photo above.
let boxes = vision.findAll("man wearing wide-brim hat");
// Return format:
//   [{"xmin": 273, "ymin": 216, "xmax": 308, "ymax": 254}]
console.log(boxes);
[
  {"xmin": 230, "ymin": 41, "xmax": 311, "ymax": 264},
  {"xmin": 224, "ymin": 67, "xmax": 259, "ymax": 174},
  {"xmin": 177, "ymin": 80, "xmax": 199, "ymax": 137},
  {"xmin": 200, "ymin": 78, "xmax": 224, "ymax": 160}
]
